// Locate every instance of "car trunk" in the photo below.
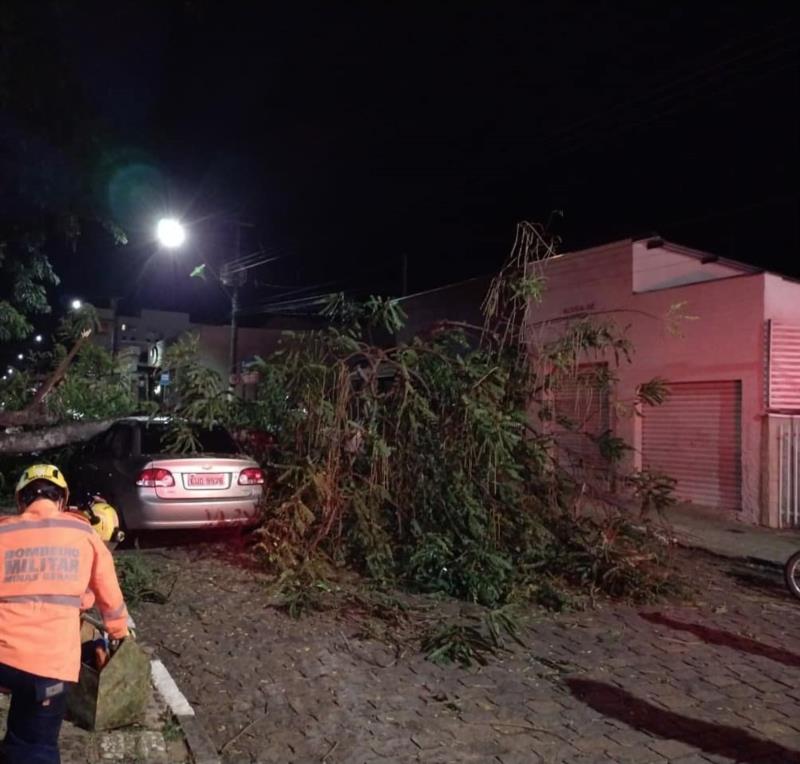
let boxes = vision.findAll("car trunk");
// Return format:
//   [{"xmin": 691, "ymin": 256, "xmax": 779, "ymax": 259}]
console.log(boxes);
[{"xmin": 147, "ymin": 456, "xmax": 257, "ymax": 500}]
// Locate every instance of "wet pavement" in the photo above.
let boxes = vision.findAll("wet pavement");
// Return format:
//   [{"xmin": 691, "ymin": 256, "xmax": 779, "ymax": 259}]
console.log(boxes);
[{"xmin": 127, "ymin": 546, "xmax": 800, "ymax": 764}]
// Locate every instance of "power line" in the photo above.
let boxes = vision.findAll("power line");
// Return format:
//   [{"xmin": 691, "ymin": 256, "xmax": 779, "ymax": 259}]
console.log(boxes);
[
  {"xmin": 224, "ymin": 254, "xmax": 283, "ymax": 275},
  {"xmin": 432, "ymin": 24, "xmax": 799, "ymax": 202},
  {"xmin": 223, "ymin": 246, "xmax": 289, "ymax": 270},
  {"xmin": 237, "ymin": 279, "xmax": 349, "ymax": 316},
  {"xmin": 530, "ymin": 23, "xmax": 799, "ymax": 153},
  {"xmin": 237, "ymin": 259, "xmax": 399, "ymax": 317},
  {"xmin": 545, "ymin": 56, "xmax": 798, "ymax": 162}
]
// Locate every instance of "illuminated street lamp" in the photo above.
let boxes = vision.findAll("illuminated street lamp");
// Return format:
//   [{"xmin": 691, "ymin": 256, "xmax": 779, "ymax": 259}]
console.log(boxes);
[
  {"xmin": 71, "ymin": 298, "xmax": 83, "ymax": 310},
  {"xmin": 16, "ymin": 353, "xmax": 23, "ymax": 361},
  {"xmin": 156, "ymin": 217, "xmax": 187, "ymax": 249},
  {"xmin": 34, "ymin": 334, "xmax": 43, "ymax": 343},
  {"xmin": 153, "ymin": 216, "xmax": 258, "ymax": 382}
]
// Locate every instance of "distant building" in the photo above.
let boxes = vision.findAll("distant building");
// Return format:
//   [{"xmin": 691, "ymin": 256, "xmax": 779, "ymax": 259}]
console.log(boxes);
[
  {"xmin": 93, "ymin": 306, "xmax": 285, "ymax": 399},
  {"xmin": 398, "ymin": 237, "xmax": 800, "ymax": 528},
  {"xmin": 395, "ymin": 275, "xmax": 492, "ymax": 345}
]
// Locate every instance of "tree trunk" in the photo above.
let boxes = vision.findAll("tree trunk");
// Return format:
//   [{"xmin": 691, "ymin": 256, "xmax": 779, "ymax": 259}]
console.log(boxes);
[
  {"xmin": 0, "ymin": 420, "xmax": 114, "ymax": 455},
  {"xmin": 0, "ymin": 329, "xmax": 93, "ymax": 429}
]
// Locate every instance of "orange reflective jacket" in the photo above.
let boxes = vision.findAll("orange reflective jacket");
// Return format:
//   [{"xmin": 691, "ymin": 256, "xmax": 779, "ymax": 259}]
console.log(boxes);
[{"xmin": 0, "ymin": 498, "xmax": 129, "ymax": 682}]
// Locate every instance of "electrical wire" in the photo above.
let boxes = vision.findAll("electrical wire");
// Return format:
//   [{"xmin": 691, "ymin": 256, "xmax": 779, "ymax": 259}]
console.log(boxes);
[
  {"xmin": 223, "ymin": 247, "xmax": 288, "ymax": 270},
  {"xmin": 237, "ymin": 280, "xmax": 350, "ymax": 316},
  {"xmin": 539, "ymin": 54, "xmax": 798, "ymax": 164},
  {"xmin": 527, "ymin": 23, "xmax": 799, "ymax": 153},
  {"xmin": 411, "ymin": 23, "xmax": 800, "ymax": 204},
  {"xmin": 237, "ymin": 259, "xmax": 398, "ymax": 317},
  {"xmin": 224, "ymin": 255, "xmax": 283, "ymax": 274}
]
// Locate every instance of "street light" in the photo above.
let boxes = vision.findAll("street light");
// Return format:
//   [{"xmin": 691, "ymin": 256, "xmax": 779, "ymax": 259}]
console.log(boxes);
[
  {"xmin": 16, "ymin": 353, "xmax": 23, "ymax": 361},
  {"xmin": 154, "ymin": 216, "xmax": 258, "ymax": 383},
  {"xmin": 156, "ymin": 217, "xmax": 187, "ymax": 249},
  {"xmin": 34, "ymin": 334, "xmax": 43, "ymax": 343},
  {"xmin": 70, "ymin": 298, "xmax": 82, "ymax": 310}
]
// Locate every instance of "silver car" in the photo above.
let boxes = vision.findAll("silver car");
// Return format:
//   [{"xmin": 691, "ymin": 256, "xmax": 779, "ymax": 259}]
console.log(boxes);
[{"xmin": 69, "ymin": 417, "xmax": 265, "ymax": 531}]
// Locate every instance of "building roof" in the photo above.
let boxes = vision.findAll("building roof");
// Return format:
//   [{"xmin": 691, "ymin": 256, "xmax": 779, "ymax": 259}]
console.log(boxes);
[{"xmin": 634, "ymin": 235, "xmax": 799, "ymax": 284}]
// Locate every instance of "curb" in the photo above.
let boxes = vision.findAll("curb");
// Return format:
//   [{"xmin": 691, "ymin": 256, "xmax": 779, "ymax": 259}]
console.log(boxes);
[
  {"xmin": 151, "ymin": 658, "xmax": 221, "ymax": 764},
  {"xmin": 673, "ymin": 537, "xmax": 784, "ymax": 570}
]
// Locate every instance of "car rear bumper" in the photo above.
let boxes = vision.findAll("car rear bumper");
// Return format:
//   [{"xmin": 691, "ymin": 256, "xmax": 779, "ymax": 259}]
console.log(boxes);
[{"xmin": 128, "ymin": 494, "xmax": 262, "ymax": 530}]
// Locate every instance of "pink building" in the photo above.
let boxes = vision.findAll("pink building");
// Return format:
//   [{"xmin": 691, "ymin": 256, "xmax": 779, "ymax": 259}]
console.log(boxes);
[{"xmin": 530, "ymin": 237, "xmax": 800, "ymax": 528}]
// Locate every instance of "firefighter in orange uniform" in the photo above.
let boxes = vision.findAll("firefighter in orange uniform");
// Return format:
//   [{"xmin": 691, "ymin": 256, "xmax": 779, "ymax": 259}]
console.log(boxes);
[{"xmin": 0, "ymin": 465, "xmax": 129, "ymax": 764}]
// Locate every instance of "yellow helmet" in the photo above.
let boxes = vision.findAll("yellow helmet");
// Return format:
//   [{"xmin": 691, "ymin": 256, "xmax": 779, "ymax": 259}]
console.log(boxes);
[
  {"xmin": 86, "ymin": 501, "xmax": 124, "ymax": 544},
  {"xmin": 16, "ymin": 464, "xmax": 69, "ymax": 506}
]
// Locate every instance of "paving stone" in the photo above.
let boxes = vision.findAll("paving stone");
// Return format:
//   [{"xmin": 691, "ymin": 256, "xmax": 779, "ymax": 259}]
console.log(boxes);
[
  {"xmin": 495, "ymin": 753, "xmax": 544, "ymax": 764},
  {"xmin": 98, "ymin": 731, "xmax": 133, "ymax": 761},
  {"xmin": 746, "ymin": 719, "xmax": 800, "ymax": 739},
  {"xmin": 610, "ymin": 744, "xmax": 669, "ymax": 763},
  {"xmin": 702, "ymin": 674, "xmax": 740, "ymax": 689},
  {"xmin": 123, "ymin": 547, "xmax": 800, "ymax": 764},
  {"xmin": 563, "ymin": 755, "xmax": 621, "ymax": 764},
  {"xmin": 136, "ymin": 730, "xmax": 169, "ymax": 763},
  {"xmin": 645, "ymin": 738, "xmax": 702, "ymax": 760},
  {"xmin": 687, "ymin": 686, "xmax": 727, "ymax": 704},
  {"xmin": 570, "ymin": 734, "xmax": 618, "ymax": 754},
  {"xmin": 607, "ymin": 726, "xmax": 655, "ymax": 747},
  {"xmin": 525, "ymin": 699, "xmax": 564, "ymax": 716}
]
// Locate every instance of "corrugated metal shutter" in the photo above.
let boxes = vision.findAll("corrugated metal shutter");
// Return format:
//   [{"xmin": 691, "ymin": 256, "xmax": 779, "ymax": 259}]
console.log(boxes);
[
  {"xmin": 552, "ymin": 365, "xmax": 610, "ymax": 476},
  {"xmin": 768, "ymin": 321, "xmax": 800, "ymax": 411},
  {"xmin": 642, "ymin": 380, "xmax": 742, "ymax": 511}
]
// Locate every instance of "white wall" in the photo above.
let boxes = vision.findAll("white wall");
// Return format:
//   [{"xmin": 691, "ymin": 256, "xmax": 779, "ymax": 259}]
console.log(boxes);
[
  {"xmin": 764, "ymin": 273, "xmax": 800, "ymax": 324},
  {"xmin": 632, "ymin": 242, "xmax": 743, "ymax": 293}
]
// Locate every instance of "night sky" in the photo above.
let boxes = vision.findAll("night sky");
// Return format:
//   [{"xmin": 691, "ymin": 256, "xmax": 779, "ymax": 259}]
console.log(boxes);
[{"xmin": 7, "ymin": 1, "xmax": 800, "ymax": 323}]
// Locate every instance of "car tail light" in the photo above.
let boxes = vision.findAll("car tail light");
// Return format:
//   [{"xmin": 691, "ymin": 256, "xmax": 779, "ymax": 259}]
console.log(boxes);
[
  {"xmin": 238, "ymin": 467, "xmax": 265, "ymax": 485},
  {"xmin": 136, "ymin": 468, "xmax": 175, "ymax": 487}
]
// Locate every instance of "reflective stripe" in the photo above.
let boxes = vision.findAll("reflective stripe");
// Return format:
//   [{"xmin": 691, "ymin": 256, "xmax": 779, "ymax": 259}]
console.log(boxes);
[
  {"xmin": 0, "ymin": 519, "xmax": 93, "ymax": 536},
  {"xmin": 0, "ymin": 594, "xmax": 82, "ymax": 607},
  {"xmin": 102, "ymin": 602, "xmax": 128, "ymax": 619}
]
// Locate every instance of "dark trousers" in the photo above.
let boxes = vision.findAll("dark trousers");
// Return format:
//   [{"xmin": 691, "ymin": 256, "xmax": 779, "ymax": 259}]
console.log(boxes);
[{"xmin": 0, "ymin": 662, "xmax": 68, "ymax": 764}]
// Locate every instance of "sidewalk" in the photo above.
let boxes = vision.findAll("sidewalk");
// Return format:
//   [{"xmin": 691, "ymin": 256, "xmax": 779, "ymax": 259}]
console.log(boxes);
[{"xmin": 665, "ymin": 503, "xmax": 800, "ymax": 566}]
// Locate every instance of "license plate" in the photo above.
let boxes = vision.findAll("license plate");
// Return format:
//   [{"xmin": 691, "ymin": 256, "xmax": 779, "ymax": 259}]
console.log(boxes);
[{"xmin": 186, "ymin": 473, "xmax": 226, "ymax": 488}]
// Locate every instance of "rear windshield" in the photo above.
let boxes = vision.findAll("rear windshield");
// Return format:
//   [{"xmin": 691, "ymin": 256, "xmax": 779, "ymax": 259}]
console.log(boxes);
[{"xmin": 140, "ymin": 424, "xmax": 239, "ymax": 455}]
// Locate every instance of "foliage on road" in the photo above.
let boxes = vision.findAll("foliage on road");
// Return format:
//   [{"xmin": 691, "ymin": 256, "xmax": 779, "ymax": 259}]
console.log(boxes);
[
  {"xmin": 115, "ymin": 553, "xmax": 172, "ymax": 607},
  {"xmin": 0, "ymin": 218, "xmax": 682, "ymax": 614},
  {"xmin": 234, "ymin": 222, "xmax": 683, "ymax": 610}
]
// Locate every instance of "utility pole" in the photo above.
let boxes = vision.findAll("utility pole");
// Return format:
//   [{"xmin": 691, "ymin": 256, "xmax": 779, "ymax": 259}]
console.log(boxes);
[
  {"xmin": 110, "ymin": 296, "xmax": 119, "ymax": 357},
  {"xmin": 228, "ymin": 282, "xmax": 239, "ymax": 381},
  {"xmin": 221, "ymin": 224, "xmax": 247, "ymax": 384}
]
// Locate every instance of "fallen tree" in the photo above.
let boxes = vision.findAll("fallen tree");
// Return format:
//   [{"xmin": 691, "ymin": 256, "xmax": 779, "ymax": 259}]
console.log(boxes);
[
  {"xmin": 198, "ymin": 222, "xmax": 684, "ymax": 609},
  {"xmin": 0, "ymin": 321, "xmax": 136, "ymax": 455},
  {"xmin": 0, "ymin": 419, "xmax": 114, "ymax": 455}
]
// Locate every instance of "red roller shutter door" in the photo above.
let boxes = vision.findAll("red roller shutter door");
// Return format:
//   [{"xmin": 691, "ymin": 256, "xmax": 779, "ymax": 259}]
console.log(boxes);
[{"xmin": 642, "ymin": 380, "xmax": 742, "ymax": 511}]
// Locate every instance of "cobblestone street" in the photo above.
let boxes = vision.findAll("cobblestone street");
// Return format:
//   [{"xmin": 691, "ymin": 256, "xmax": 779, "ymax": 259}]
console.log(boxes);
[{"xmin": 126, "ymin": 546, "xmax": 800, "ymax": 764}]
